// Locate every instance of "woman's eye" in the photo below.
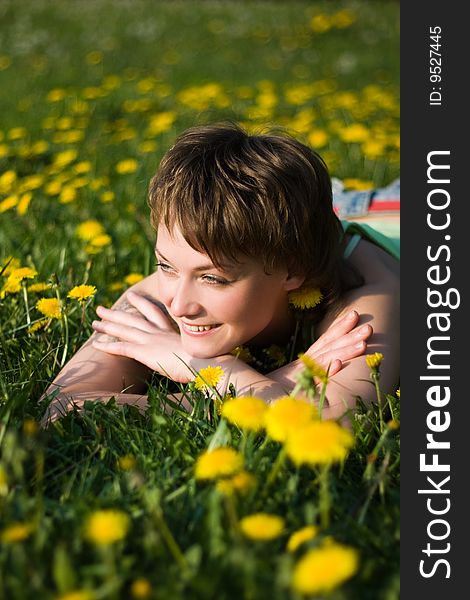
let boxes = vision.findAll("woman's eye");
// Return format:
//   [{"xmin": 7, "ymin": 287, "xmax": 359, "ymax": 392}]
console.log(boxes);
[
  {"xmin": 202, "ymin": 275, "xmax": 230, "ymax": 286},
  {"xmin": 156, "ymin": 262, "xmax": 173, "ymax": 273}
]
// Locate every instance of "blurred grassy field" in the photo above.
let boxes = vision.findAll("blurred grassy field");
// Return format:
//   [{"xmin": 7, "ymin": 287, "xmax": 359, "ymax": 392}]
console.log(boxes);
[{"xmin": 0, "ymin": 2, "xmax": 399, "ymax": 599}]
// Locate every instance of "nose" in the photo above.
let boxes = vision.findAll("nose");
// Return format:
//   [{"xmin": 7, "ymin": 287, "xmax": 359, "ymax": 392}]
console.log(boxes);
[{"xmin": 169, "ymin": 278, "xmax": 202, "ymax": 318}]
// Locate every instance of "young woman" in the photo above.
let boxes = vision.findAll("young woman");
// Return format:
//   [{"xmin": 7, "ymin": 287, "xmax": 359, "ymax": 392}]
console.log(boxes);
[{"xmin": 41, "ymin": 124, "xmax": 399, "ymax": 425}]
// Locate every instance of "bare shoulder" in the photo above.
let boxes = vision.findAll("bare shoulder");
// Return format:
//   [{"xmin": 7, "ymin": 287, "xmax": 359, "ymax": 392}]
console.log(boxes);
[{"xmin": 348, "ymin": 238, "xmax": 399, "ymax": 287}]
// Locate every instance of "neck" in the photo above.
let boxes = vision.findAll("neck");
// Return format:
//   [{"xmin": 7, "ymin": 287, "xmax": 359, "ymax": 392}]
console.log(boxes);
[{"xmin": 248, "ymin": 306, "xmax": 297, "ymax": 348}]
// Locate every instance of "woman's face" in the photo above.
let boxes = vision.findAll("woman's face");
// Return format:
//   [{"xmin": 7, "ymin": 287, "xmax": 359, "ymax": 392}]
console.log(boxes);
[{"xmin": 155, "ymin": 225, "xmax": 304, "ymax": 358}]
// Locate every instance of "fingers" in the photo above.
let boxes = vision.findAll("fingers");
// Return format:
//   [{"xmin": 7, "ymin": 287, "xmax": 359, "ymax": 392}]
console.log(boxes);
[
  {"xmin": 326, "ymin": 358, "xmax": 342, "ymax": 377},
  {"xmin": 92, "ymin": 339, "xmax": 132, "ymax": 358},
  {"xmin": 310, "ymin": 310, "xmax": 360, "ymax": 353},
  {"xmin": 126, "ymin": 292, "xmax": 175, "ymax": 331},
  {"xmin": 92, "ymin": 319, "xmax": 149, "ymax": 344},
  {"xmin": 323, "ymin": 324, "xmax": 372, "ymax": 353},
  {"xmin": 95, "ymin": 305, "xmax": 158, "ymax": 334},
  {"xmin": 311, "ymin": 338, "xmax": 368, "ymax": 373}
]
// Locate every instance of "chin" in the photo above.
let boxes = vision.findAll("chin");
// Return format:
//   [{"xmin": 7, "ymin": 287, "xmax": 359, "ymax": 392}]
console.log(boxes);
[{"xmin": 182, "ymin": 338, "xmax": 235, "ymax": 360}]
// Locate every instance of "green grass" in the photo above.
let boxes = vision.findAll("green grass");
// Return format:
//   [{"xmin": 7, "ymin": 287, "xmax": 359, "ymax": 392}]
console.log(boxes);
[{"xmin": 0, "ymin": 1, "xmax": 399, "ymax": 598}]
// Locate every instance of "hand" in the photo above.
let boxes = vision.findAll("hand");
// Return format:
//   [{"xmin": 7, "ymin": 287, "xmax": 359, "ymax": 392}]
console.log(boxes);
[
  {"xmin": 91, "ymin": 292, "xmax": 194, "ymax": 382},
  {"xmin": 305, "ymin": 310, "xmax": 372, "ymax": 377}
]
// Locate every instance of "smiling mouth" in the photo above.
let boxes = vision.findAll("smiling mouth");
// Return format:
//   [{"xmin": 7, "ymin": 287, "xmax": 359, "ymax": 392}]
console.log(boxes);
[{"xmin": 181, "ymin": 323, "xmax": 221, "ymax": 333}]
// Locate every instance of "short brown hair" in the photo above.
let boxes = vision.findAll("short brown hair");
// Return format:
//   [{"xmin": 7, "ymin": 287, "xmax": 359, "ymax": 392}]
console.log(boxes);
[{"xmin": 148, "ymin": 123, "xmax": 361, "ymax": 317}]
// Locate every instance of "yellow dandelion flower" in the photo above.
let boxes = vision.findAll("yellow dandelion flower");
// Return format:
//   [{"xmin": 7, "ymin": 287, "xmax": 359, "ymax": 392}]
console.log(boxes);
[
  {"xmin": 146, "ymin": 111, "xmax": 176, "ymax": 136},
  {"xmin": 88, "ymin": 234, "xmax": 112, "ymax": 248},
  {"xmin": 76, "ymin": 220, "xmax": 104, "ymax": 241},
  {"xmin": 68, "ymin": 284, "xmax": 97, "ymax": 302},
  {"xmin": 0, "ymin": 169, "xmax": 17, "ymax": 193},
  {"xmin": 216, "ymin": 470, "xmax": 256, "ymax": 496},
  {"xmin": 331, "ymin": 9, "xmax": 357, "ymax": 28},
  {"xmin": 387, "ymin": 419, "xmax": 400, "ymax": 430},
  {"xmin": 0, "ymin": 465, "xmax": 8, "ymax": 495},
  {"xmin": 0, "ymin": 55, "xmax": 11, "ymax": 70},
  {"xmin": 298, "ymin": 353, "xmax": 328, "ymax": 384},
  {"xmin": 264, "ymin": 344, "xmax": 287, "ymax": 367},
  {"xmin": 47, "ymin": 88, "xmax": 66, "ymax": 102},
  {"xmin": 264, "ymin": 396, "xmax": 315, "ymax": 442},
  {"xmin": 56, "ymin": 589, "xmax": 95, "ymax": 600},
  {"xmin": 18, "ymin": 174, "xmax": 44, "ymax": 191},
  {"xmin": 194, "ymin": 365, "xmax": 224, "ymax": 391},
  {"xmin": 338, "ymin": 123, "xmax": 370, "ymax": 143},
  {"xmin": 0, "ymin": 277, "xmax": 21, "ymax": 297},
  {"xmin": 362, "ymin": 140, "xmax": 385, "ymax": 160},
  {"xmin": 307, "ymin": 129, "xmax": 328, "ymax": 148},
  {"xmin": 53, "ymin": 149, "xmax": 78, "ymax": 167},
  {"xmin": 288, "ymin": 287, "xmax": 323, "ymax": 309},
  {"xmin": 230, "ymin": 345, "xmax": 253, "ymax": 363},
  {"xmin": 138, "ymin": 141, "xmax": 157, "ymax": 153},
  {"xmin": 8, "ymin": 267, "xmax": 37, "ymax": 281},
  {"xmin": 45, "ymin": 180, "xmax": 62, "ymax": 196},
  {"xmin": 365, "ymin": 352, "xmax": 383, "ymax": 369},
  {"xmin": 310, "ymin": 14, "xmax": 332, "ymax": 34},
  {"xmin": 292, "ymin": 540, "xmax": 359, "ymax": 595},
  {"xmin": 109, "ymin": 281, "xmax": 124, "ymax": 292},
  {"xmin": 0, "ymin": 195, "xmax": 18, "ymax": 213},
  {"xmin": 115, "ymin": 159, "xmax": 138, "ymax": 174},
  {"xmin": 342, "ymin": 178, "xmax": 374, "ymax": 191},
  {"xmin": 124, "ymin": 273, "xmax": 144, "ymax": 286},
  {"xmin": 1, "ymin": 256, "xmax": 20, "ymax": 276},
  {"xmin": 27, "ymin": 318, "xmax": 49, "ymax": 333},
  {"xmin": 117, "ymin": 455, "xmax": 136, "ymax": 471},
  {"xmin": 86, "ymin": 50, "xmax": 103, "ymax": 65},
  {"xmin": 130, "ymin": 578, "xmax": 152, "ymax": 599},
  {"xmin": 239, "ymin": 513, "xmax": 284, "ymax": 541},
  {"xmin": 89, "ymin": 176, "xmax": 109, "ymax": 190},
  {"xmin": 59, "ymin": 186, "xmax": 77, "ymax": 204},
  {"xmin": 28, "ymin": 282, "xmax": 51, "ymax": 293},
  {"xmin": 287, "ymin": 525, "xmax": 319, "ymax": 552},
  {"xmin": 286, "ymin": 421, "xmax": 354, "ymax": 466},
  {"xmin": 0, "ymin": 522, "xmax": 34, "ymax": 543},
  {"xmin": 36, "ymin": 298, "xmax": 61, "ymax": 319},
  {"xmin": 17, "ymin": 192, "xmax": 32, "ymax": 215},
  {"xmin": 100, "ymin": 190, "xmax": 115, "ymax": 202},
  {"xmin": 396, "ymin": 387, "xmax": 400, "ymax": 398},
  {"xmin": 8, "ymin": 127, "xmax": 27, "ymax": 140},
  {"xmin": 23, "ymin": 418, "xmax": 39, "ymax": 435},
  {"xmin": 194, "ymin": 447, "xmax": 243, "ymax": 480},
  {"xmin": 221, "ymin": 396, "xmax": 267, "ymax": 432},
  {"xmin": 84, "ymin": 509, "xmax": 130, "ymax": 545}
]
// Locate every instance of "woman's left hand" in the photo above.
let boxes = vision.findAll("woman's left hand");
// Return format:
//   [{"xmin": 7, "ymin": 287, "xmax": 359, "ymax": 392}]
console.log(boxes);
[{"xmin": 91, "ymin": 292, "xmax": 194, "ymax": 382}]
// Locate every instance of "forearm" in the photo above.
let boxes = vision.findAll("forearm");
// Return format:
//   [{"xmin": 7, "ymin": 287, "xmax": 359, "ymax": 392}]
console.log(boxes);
[
  {"xmin": 191, "ymin": 355, "xmax": 289, "ymax": 402},
  {"xmin": 41, "ymin": 390, "xmax": 149, "ymax": 427},
  {"xmin": 268, "ymin": 358, "xmax": 358, "ymax": 420}
]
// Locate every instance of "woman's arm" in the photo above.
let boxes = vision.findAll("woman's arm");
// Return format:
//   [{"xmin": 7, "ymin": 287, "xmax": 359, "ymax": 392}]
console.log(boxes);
[
  {"xmin": 40, "ymin": 273, "xmax": 162, "ymax": 425},
  {"xmin": 88, "ymin": 294, "xmax": 372, "ymax": 409},
  {"xmin": 269, "ymin": 239, "xmax": 400, "ymax": 419}
]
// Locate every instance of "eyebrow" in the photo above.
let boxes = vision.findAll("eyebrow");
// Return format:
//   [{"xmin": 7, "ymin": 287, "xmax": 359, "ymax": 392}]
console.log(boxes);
[{"xmin": 155, "ymin": 247, "xmax": 236, "ymax": 272}]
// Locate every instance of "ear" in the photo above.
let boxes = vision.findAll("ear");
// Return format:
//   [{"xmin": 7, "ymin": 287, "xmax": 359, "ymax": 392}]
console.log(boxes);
[{"xmin": 283, "ymin": 272, "xmax": 306, "ymax": 292}]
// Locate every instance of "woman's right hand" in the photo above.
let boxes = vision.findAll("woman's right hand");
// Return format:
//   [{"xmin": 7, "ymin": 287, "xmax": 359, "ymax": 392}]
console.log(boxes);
[{"xmin": 305, "ymin": 310, "xmax": 372, "ymax": 377}]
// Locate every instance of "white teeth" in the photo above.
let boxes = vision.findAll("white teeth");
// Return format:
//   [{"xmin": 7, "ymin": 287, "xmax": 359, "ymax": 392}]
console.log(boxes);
[{"xmin": 186, "ymin": 324, "xmax": 216, "ymax": 332}]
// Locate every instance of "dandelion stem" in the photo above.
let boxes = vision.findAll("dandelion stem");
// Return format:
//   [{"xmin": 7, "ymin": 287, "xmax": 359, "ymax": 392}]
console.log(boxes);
[
  {"xmin": 264, "ymin": 446, "xmax": 287, "ymax": 492},
  {"xmin": 318, "ymin": 381, "xmax": 328, "ymax": 419},
  {"xmin": 358, "ymin": 449, "xmax": 391, "ymax": 525},
  {"xmin": 152, "ymin": 505, "xmax": 189, "ymax": 573},
  {"xmin": 22, "ymin": 283, "xmax": 31, "ymax": 326},
  {"xmin": 319, "ymin": 464, "xmax": 331, "ymax": 529},
  {"xmin": 288, "ymin": 319, "xmax": 300, "ymax": 363},
  {"xmin": 372, "ymin": 372, "xmax": 384, "ymax": 432}
]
